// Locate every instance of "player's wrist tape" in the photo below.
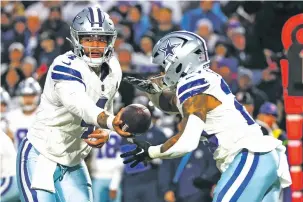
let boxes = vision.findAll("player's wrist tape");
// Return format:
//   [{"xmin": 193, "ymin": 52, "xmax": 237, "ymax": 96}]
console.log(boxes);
[
  {"xmin": 106, "ymin": 115, "xmax": 115, "ymax": 131},
  {"xmin": 148, "ymin": 145, "xmax": 163, "ymax": 159},
  {"xmin": 148, "ymin": 114, "xmax": 205, "ymax": 159}
]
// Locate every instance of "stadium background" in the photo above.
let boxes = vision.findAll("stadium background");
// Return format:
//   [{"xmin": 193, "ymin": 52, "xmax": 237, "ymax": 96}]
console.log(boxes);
[{"xmin": 1, "ymin": 1, "xmax": 303, "ymax": 202}]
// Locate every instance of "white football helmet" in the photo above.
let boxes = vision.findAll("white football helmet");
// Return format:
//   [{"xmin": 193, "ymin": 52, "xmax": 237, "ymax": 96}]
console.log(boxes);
[{"xmin": 69, "ymin": 6, "xmax": 117, "ymax": 69}]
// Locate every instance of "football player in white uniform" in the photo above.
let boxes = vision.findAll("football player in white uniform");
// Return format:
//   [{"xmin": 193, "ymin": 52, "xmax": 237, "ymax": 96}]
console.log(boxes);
[
  {"xmin": 90, "ymin": 131, "xmax": 123, "ymax": 202},
  {"xmin": 0, "ymin": 131, "xmax": 19, "ymax": 202},
  {"xmin": 6, "ymin": 78, "xmax": 41, "ymax": 149},
  {"xmin": 0, "ymin": 87, "xmax": 12, "ymax": 138},
  {"xmin": 121, "ymin": 31, "xmax": 291, "ymax": 202},
  {"xmin": 16, "ymin": 7, "xmax": 130, "ymax": 202}
]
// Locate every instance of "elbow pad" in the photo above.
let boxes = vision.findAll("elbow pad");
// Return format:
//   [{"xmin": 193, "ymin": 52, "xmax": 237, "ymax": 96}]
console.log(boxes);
[{"xmin": 149, "ymin": 114, "xmax": 205, "ymax": 159}]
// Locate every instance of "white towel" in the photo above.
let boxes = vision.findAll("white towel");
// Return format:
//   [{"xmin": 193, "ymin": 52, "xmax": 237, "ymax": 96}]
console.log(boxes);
[{"xmin": 31, "ymin": 154, "xmax": 57, "ymax": 193}]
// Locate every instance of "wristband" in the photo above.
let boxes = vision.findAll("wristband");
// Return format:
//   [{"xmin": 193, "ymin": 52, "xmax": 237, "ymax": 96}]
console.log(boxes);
[
  {"xmin": 148, "ymin": 145, "xmax": 163, "ymax": 158},
  {"xmin": 106, "ymin": 115, "xmax": 115, "ymax": 131}
]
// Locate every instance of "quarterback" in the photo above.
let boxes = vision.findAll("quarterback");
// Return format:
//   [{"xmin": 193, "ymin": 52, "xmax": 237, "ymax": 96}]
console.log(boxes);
[
  {"xmin": 16, "ymin": 7, "xmax": 129, "ymax": 202},
  {"xmin": 122, "ymin": 31, "xmax": 291, "ymax": 202}
]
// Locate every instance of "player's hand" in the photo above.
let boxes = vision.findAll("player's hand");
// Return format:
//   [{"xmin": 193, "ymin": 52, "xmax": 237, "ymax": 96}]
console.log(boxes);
[
  {"xmin": 84, "ymin": 129, "xmax": 109, "ymax": 148},
  {"xmin": 120, "ymin": 139, "xmax": 152, "ymax": 168},
  {"xmin": 109, "ymin": 190, "xmax": 117, "ymax": 199},
  {"xmin": 123, "ymin": 76, "xmax": 162, "ymax": 94},
  {"xmin": 113, "ymin": 108, "xmax": 132, "ymax": 137}
]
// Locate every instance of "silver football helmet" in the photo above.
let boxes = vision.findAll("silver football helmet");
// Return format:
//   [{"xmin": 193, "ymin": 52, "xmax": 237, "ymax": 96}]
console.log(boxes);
[
  {"xmin": 69, "ymin": 7, "xmax": 117, "ymax": 68},
  {"xmin": 16, "ymin": 77, "xmax": 42, "ymax": 112},
  {"xmin": 152, "ymin": 30, "xmax": 210, "ymax": 88},
  {"xmin": 0, "ymin": 87, "xmax": 11, "ymax": 106}
]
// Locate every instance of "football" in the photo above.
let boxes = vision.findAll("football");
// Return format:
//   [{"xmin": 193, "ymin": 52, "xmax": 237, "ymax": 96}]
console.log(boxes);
[{"xmin": 120, "ymin": 104, "xmax": 152, "ymax": 134}]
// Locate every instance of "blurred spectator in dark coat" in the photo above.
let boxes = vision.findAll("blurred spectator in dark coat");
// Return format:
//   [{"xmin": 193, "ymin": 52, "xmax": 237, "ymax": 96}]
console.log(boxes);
[
  {"xmin": 235, "ymin": 91, "xmax": 255, "ymax": 117},
  {"xmin": 2, "ymin": 43, "xmax": 25, "ymax": 73},
  {"xmin": 36, "ymin": 31, "xmax": 61, "ymax": 87},
  {"xmin": 41, "ymin": 6, "xmax": 71, "ymax": 54},
  {"xmin": 148, "ymin": 1, "xmax": 162, "ymax": 29},
  {"xmin": 24, "ymin": 12, "xmax": 41, "ymax": 57},
  {"xmin": 181, "ymin": 0, "xmax": 227, "ymax": 34},
  {"xmin": 1, "ymin": 10, "xmax": 14, "ymax": 64},
  {"xmin": 116, "ymin": 43, "xmax": 137, "ymax": 106},
  {"xmin": 159, "ymin": 121, "xmax": 220, "ymax": 202},
  {"xmin": 121, "ymin": 95, "xmax": 168, "ymax": 202},
  {"xmin": 21, "ymin": 56, "xmax": 37, "ymax": 79},
  {"xmin": 127, "ymin": 4, "xmax": 151, "ymax": 49},
  {"xmin": 237, "ymin": 68, "xmax": 268, "ymax": 117},
  {"xmin": 12, "ymin": 16, "xmax": 27, "ymax": 44},
  {"xmin": 195, "ymin": 19, "xmax": 221, "ymax": 56},
  {"xmin": 149, "ymin": 7, "xmax": 179, "ymax": 42},
  {"xmin": 133, "ymin": 33, "xmax": 159, "ymax": 74}
]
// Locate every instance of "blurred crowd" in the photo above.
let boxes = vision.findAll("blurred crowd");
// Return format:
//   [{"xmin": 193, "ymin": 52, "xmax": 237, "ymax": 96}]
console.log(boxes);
[{"xmin": 1, "ymin": 1, "xmax": 302, "ymax": 202}]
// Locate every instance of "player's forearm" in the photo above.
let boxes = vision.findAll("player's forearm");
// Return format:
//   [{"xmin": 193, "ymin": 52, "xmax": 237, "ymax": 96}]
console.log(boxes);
[
  {"xmin": 146, "ymin": 90, "xmax": 179, "ymax": 114},
  {"xmin": 148, "ymin": 114, "xmax": 204, "ymax": 159}
]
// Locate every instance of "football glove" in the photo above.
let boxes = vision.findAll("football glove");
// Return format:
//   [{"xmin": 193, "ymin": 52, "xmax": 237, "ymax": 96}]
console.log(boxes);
[
  {"xmin": 123, "ymin": 76, "xmax": 162, "ymax": 94},
  {"xmin": 120, "ymin": 138, "xmax": 152, "ymax": 168}
]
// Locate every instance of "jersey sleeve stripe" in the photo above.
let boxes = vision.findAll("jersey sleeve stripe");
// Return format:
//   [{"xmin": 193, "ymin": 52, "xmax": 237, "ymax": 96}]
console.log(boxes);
[
  {"xmin": 178, "ymin": 85, "xmax": 210, "ymax": 104},
  {"xmin": 178, "ymin": 78, "xmax": 208, "ymax": 96},
  {"xmin": 51, "ymin": 72, "xmax": 86, "ymax": 89},
  {"xmin": 53, "ymin": 65, "xmax": 82, "ymax": 80}
]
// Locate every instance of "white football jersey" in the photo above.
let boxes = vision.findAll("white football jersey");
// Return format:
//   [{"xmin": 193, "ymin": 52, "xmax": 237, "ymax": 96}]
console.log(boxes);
[
  {"xmin": 90, "ymin": 132, "xmax": 123, "ymax": 190},
  {"xmin": 6, "ymin": 109, "xmax": 36, "ymax": 149},
  {"xmin": 0, "ymin": 131, "xmax": 17, "ymax": 177},
  {"xmin": 175, "ymin": 68, "xmax": 282, "ymax": 171},
  {"xmin": 27, "ymin": 51, "xmax": 122, "ymax": 166}
]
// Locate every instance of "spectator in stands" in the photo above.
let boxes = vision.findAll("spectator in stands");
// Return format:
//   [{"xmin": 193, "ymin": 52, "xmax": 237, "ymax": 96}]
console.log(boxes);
[
  {"xmin": 181, "ymin": 0, "xmax": 227, "ymax": 34},
  {"xmin": 1, "ymin": 67, "xmax": 25, "ymax": 97},
  {"xmin": 24, "ymin": 12, "xmax": 41, "ymax": 57},
  {"xmin": 237, "ymin": 68, "xmax": 268, "ymax": 117},
  {"xmin": 195, "ymin": 18, "xmax": 220, "ymax": 56},
  {"xmin": 148, "ymin": 1, "xmax": 162, "ymax": 29},
  {"xmin": 116, "ymin": 43, "xmax": 137, "ymax": 106},
  {"xmin": 235, "ymin": 91, "xmax": 255, "ymax": 117},
  {"xmin": 1, "ymin": 10, "xmax": 14, "ymax": 64},
  {"xmin": 1, "ymin": 43, "xmax": 24, "ymax": 75},
  {"xmin": 21, "ymin": 56, "xmax": 37, "ymax": 79},
  {"xmin": 127, "ymin": 4, "xmax": 150, "ymax": 49},
  {"xmin": 109, "ymin": 1, "xmax": 132, "ymax": 19},
  {"xmin": 132, "ymin": 33, "xmax": 159, "ymax": 73},
  {"xmin": 36, "ymin": 31, "xmax": 60, "ymax": 87},
  {"xmin": 41, "ymin": 6, "xmax": 71, "ymax": 54},
  {"xmin": 149, "ymin": 7, "xmax": 179, "ymax": 42},
  {"xmin": 159, "ymin": 122, "xmax": 220, "ymax": 202},
  {"xmin": 216, "ymin": 59, "xmax": 238, "ymax": 93},
  {"xmin": 12, "ymin": 16, "xmax": 27, "ymax": 44},
  {"xmin": 121, "ymin": 95, "xmax": 168, "ymax": 202},
  {"xmin": 256, "ymin": 102, "xmax": 287, "ymax": 145}
]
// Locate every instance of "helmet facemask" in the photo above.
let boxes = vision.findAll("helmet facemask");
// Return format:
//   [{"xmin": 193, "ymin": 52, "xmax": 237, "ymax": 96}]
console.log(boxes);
[{"xmin": 70, "ymin": 29, "xmax": 116, "ymax": 69}]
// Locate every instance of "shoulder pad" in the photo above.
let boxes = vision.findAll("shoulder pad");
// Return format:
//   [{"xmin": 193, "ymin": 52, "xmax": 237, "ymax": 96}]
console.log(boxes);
[
  {"xmin": 108, "ymin": 56, "xmax": 122, "ymax": 78},
  {"xmin": 176, "ymin": 73, "xmax": 210, "ymax": 104}
]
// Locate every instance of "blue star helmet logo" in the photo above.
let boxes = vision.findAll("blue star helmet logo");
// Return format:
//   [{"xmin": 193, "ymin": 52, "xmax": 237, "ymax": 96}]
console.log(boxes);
[{"xmin": 158, "ymin": 39, "xmax": 181, "ymax": 60}]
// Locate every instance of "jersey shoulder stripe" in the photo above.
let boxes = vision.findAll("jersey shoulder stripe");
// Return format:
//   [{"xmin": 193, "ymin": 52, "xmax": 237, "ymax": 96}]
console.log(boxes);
[
  {"xmin": 53, "ymin": 65, "xmax": 82, "ymax": 80},
  {"xmin": 177, "ymin": 73, "xmax": 210, "ymax": 104},
  {"xmin": 51, "ymin": 72, "xmax": 86, "ymax": 89},
  {"xmin": 178, "ymin": 85, "xmax": 210, "ymax": 104},
  {"xmin": 178, "ymin": 78, "xmax": 209, "ymax": 95}
]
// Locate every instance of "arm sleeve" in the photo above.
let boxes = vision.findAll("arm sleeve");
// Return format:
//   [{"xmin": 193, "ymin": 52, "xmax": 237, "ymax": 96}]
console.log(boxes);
[{"xmin": 54, "ymin": 81, "xmax": 104, "ymax": 127}]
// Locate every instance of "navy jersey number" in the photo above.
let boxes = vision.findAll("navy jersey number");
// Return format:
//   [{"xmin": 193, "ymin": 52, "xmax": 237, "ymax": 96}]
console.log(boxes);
[
  {"xmin": 81, "ymin": 98, "xmax": 108, "ymax": 139},
  {"xmin": 97, "ymin": 134, "xmax": 121, "ymax": 159}
]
